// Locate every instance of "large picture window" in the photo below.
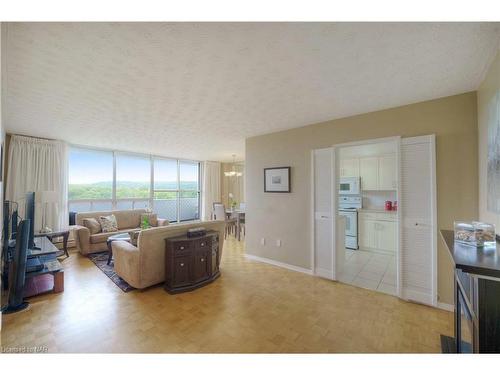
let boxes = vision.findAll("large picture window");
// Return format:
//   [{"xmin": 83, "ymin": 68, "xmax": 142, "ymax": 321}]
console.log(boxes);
[{"xmin": 68, "ymin": 146, "xmax": 201, "ymax": 223}]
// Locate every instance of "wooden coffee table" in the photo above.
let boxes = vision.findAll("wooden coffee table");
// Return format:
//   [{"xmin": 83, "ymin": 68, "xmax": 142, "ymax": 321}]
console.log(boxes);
[{"xmin": 106, "ymin": 232, "xmax": 131, "ymax": 265}]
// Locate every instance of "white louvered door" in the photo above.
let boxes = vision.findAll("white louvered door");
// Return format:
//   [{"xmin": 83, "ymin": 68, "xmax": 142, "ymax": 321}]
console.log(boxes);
[
  {"xmin": 400, "ymin": 135, "xmax": 437, "ymax": 306},
  {"xmin": 312, "ymin": 148, "xmax": 336, "ymax": 280}
]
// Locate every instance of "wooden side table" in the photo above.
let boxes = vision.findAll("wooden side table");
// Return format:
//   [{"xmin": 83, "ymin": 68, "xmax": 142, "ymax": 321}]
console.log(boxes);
[{"xmin": 35, "ymin": 229, "xmax": 70, "ymax": 258}]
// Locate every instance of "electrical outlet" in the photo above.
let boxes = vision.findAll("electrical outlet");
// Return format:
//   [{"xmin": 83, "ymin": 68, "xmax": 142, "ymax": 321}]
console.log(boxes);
[
  {"xmin": 260, "ymin": 238, "xmax": 266, "ymax": 246},
  {"xmin": 276, "ymin": 239, "xmax": 281, "ymax": 247}
]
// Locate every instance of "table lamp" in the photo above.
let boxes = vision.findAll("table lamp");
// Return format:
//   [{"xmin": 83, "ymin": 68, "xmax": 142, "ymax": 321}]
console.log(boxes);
[{"xmin": 36, "ymin": 190, "xmax": 58, "ymax": 233}]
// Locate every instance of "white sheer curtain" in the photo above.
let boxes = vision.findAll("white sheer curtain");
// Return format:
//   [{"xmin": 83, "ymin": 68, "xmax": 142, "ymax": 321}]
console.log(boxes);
[
  {"xmin": 202, "ymin": 161, "xmax": 221, "ymax": 221},
  {"xmin": 6, "ymin": 135, "xmax": 69, "ymax": 231}
]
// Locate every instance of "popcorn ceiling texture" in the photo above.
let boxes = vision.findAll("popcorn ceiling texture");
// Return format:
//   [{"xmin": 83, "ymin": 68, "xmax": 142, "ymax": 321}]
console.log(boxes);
[{"xmin": 3, "ymin": 22, "xmax": 500, "ymax": 161}]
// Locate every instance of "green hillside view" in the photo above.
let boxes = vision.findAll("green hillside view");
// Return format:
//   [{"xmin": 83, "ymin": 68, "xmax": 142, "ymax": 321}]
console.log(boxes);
[{"xmin": 69, "ymin": 181, "xmax": 198, "ymax": 200}]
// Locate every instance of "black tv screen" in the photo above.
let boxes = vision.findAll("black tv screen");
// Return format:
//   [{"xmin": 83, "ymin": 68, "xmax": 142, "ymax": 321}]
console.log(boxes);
[{"xmin": 25, "ymin": 192, "xmax": 35, "ymax": 249}]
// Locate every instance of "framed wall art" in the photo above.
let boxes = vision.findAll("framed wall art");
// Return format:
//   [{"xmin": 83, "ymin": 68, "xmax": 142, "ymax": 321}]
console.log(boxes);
[{"xmin": 264, "ymin": 167, "xmax": 291, "ymax": 193}]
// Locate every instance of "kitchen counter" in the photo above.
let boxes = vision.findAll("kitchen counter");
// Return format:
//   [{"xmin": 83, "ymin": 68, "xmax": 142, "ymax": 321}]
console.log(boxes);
[
  {"xmin": 440, "ymin": 229, "xmax": 500, "ymax": 279},
  {"xmin": 358, "ymin": 208, "xmax": 397, "ymax": 214}
]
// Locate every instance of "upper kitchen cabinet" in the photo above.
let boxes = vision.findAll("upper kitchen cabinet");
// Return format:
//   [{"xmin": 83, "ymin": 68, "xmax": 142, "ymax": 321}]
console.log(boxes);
[
  {"xmin": 378, "ymin": 154, "xmax": 397, "ymax": 190},
  {"xmin": 340, "ymin": 158, "xmax": 359, "ymax": 177},
  {"xmin": 359, "ymin": 156, "xmax": 379, "ymax": 190},
  {"xmin": 359, "ymin": 154, "xmax": 397, "ymax": 191}
]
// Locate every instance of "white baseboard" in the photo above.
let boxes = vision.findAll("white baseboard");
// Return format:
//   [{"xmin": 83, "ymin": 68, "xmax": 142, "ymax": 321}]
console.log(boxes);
[
  {"xmin": 437, "ymin": 302, "xmax": 454, "ymax": 312},
  {"xmin": 314, "ymin": 267, "xmax": 334, "ymax": 279},
  {"xmin": 244, "ymin": 254, "xmax": 313, "ymax": 275}
]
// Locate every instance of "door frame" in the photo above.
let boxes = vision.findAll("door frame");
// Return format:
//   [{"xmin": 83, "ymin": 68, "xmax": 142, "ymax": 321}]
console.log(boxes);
[{"xmin": 331, "ymin": 136, "xmax": 402, "ymax": 296}]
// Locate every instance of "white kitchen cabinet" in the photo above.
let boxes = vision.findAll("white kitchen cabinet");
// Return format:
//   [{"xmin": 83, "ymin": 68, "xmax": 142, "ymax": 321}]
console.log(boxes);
[
  {"xmin": 340, "ymin": 158, "xmax": 359, "ymax": 177},
  {"xmin": 378, "ymin": 154, "xmax": 397, "ymax": 190},
  {"xmin": 359, "ymin": 212, "xmax": 397, "ymax": 253},
  {"xmin": 359, "ymin": 157, "xmax": 378, "ymax": 190},
  {"xmin": 359, "ymin": 218, "xmax": 377, "ymax": 249},
  {"xmin": 377, "ymin": 220, "xmax": 397, "ymax": 252}
]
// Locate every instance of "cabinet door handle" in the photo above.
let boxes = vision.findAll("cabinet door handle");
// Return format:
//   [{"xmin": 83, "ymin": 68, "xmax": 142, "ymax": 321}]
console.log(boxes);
[
  {"xmin": 180, "ymin": 263, "xmax": 184, "ymax": 267},
  {"xmin": 201, "ymin": 242, "xmax": 205, "ymax": 246},
  {"xmin": 180, "ymin": 246, "xmax": 184, "ymax": 250},
  {"xmin": 201, "ymin": 258, "xmax": 204, "ymax": 262}
]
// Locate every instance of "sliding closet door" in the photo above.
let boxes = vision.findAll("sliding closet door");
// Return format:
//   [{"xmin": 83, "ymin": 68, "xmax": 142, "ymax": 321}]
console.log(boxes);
[
  {"xmin": 312, "ymin": 148, "xmax": 336, "ymax": 280},
  {"xmin": 400, "ymin": 135, "xmax": 437, "ymax": 306}
]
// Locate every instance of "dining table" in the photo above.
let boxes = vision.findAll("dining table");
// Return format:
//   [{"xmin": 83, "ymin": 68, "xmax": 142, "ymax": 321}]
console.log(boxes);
[{"xmin": 225, "ymin": 209, "xmax": 245, "ymax": 241}]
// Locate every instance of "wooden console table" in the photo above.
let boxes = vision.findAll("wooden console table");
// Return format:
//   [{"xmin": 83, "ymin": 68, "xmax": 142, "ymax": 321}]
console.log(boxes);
[{"xmin": 164, "ymin": 231, "xmax": 220, "ymax": 294}]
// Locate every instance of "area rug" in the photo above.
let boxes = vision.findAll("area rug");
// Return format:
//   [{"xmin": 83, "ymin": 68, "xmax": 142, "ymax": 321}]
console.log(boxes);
[{"xmin": 87, "ymin": 252, "xmax": 135, "ymax": 292}]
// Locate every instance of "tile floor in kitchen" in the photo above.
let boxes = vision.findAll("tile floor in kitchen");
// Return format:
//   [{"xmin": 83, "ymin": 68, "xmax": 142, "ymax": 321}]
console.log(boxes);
[{"xmin": 338, "ymin": 249, "xmax": 397, "ymax": 296}]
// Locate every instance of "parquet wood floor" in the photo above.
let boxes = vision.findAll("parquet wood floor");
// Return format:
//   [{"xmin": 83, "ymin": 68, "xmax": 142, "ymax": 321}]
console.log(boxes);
[{"xmin": 1, "ymin": 237, "xmax": 453, "ymax": 353}]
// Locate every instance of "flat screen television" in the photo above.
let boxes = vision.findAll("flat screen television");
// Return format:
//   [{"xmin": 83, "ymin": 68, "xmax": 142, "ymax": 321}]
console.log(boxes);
[{"xmin": 25, "ymin": 192, "xmax": 36, "ymax": 249}]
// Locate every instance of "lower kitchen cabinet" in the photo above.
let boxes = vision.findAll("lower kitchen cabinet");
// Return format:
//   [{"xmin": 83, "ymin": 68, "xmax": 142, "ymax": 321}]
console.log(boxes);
[{"xmin": 359, "ymin": 212, "xmax": 397, "ymax": 253}]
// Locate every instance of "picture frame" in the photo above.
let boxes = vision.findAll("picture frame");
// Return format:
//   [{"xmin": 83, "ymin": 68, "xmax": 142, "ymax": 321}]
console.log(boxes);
[{"xmin": 264, "ymin": 167, "xmax": 291, "ymax": 193}]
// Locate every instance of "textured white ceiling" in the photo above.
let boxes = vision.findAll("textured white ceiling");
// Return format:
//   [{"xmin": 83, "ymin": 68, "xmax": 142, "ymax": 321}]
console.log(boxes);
[{"xmin": 3, "ymin": 22, "xmax": 500, "ymax": 161}]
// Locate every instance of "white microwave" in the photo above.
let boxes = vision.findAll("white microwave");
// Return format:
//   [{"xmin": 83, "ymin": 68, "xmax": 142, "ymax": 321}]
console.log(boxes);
[{"xmin": 339, "ymin": 177, "xmax": 361, "ymax": 195}]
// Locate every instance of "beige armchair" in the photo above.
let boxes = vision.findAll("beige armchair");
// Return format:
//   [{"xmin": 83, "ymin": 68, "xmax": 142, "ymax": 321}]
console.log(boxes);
[{"xmin": 112, "ymin": 221, "xmax": 225, "ymax": 289}]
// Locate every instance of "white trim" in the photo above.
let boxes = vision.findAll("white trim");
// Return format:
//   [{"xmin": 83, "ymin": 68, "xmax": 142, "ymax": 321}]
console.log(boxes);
[
  {"xmin": 402, "ymin": 290, "xmax": 434, "ymax": 306},
  {"xmin": 430, "ymin": 134, "xmax": 438, "ymax": 307},
  {"xmin": 310, "ymin": 150, "xmax": 316, "ymax": 275},
  {"xmin": 395, "ymin": 136, "xmax": 403, "ymax": 299},
  {"xmin": 437, "ymin": 302, "xmax": 454, "ymax": 312},
  {"xmin": 315, "ymin": 267, "xmax": 334, "ymax": 279},
  {"xmin": 245, "ymin": 254, "xmax": 313, "ymax": 275},
  {"xmin": 332, "ymin": 136, "xmax": 401, "ymax": 149}
]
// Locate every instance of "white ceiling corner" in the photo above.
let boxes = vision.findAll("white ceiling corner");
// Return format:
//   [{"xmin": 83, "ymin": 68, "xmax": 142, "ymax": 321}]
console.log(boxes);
[{"xmin": 4, "ymin": 22, "xmax": 500, "ymax": 161}]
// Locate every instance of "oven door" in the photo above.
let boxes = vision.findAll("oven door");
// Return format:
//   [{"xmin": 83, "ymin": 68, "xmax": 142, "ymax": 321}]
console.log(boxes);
[{"xmin": 339, "ymin": 210, "xmax": 357, "ymax": 237}]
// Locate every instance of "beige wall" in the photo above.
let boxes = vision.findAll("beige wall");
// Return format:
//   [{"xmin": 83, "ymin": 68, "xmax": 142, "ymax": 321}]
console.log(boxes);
[
  {"xmin": 220, "ymin": 162, "xmax": 245, "ymax": 208},
  {"xmin": 478, "ymin": 49, "xmax": 500, "ymax": 228},
  {"xmin": 246, "ymin": 92, "xmax": 479, "ymax": 305}
]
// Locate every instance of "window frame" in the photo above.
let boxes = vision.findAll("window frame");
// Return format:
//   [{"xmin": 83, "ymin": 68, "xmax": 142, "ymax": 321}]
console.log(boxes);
[{"xmin": 68, "ymin": 145, "xmax": 202, "ymax": 223}]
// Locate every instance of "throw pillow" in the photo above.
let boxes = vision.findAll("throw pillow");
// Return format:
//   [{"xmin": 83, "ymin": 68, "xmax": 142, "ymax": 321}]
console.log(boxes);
[
  {"xmin": 129, "ymin": 230, "xmax": 140, "ymax": 246},
  {"xmin": 140, "ymin": 213, "xmax": 158, "ymax": 227},
  {"xmin": 98, "ymin": 214, "xmax": 118, "ymax": 233},
  {"xmin": 82, "ymin": 218, "xmax": 101, "ymax": 234}
]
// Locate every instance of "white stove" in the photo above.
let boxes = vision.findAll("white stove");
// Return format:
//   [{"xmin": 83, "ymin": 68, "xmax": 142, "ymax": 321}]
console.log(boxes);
[{"xmin": 339, "ymin": 196, "xmax": 362, "ymax": 250}]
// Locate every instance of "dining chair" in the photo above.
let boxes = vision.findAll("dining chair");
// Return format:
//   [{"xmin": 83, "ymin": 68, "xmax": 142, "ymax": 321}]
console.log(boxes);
[
  {"xmin": 237, "ymin": 212, "xmax": 245, "ymax": 241},
  {"xmin": 213, "ymin": 202, "xmax": 237, "ymax": 238}
]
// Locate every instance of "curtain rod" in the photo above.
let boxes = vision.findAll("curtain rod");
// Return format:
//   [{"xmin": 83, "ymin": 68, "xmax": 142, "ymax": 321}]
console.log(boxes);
[{"xmin": 7, "ymin": 132, "xmax": 57, "ymax": 141}]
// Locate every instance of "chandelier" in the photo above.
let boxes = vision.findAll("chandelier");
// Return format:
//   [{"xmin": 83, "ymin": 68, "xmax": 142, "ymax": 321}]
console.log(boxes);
[{"xmin": 224, "ymin": 154, "xmax": 243, "ymax": 177}]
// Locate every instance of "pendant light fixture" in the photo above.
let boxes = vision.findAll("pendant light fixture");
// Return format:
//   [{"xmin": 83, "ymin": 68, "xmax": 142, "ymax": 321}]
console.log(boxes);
[{"xmin": 224, "ymin": 154, "xmax": 243, "ymax": 177}]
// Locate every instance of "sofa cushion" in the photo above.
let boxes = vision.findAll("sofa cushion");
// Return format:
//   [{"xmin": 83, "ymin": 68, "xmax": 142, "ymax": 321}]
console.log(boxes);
[
  {"xmin": 140, "ymin": 213, "xmax": 158, "ymax": 227},
  {"xmin": 82, "ymin": 218, "xmax": 101, "ymax": 235},
  {"xmin": 98, "ymin": 215, "xmax": 118, "ymax": 233},
  {"xmin": 115, "ymin": 210, "xmax": 142, "ymax": 230}
]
